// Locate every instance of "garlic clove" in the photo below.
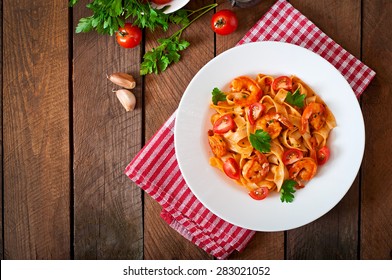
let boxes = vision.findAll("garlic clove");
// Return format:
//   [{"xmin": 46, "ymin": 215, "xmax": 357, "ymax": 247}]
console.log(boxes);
[
  {"xmin": 115, "ymin": 89, "xmax": 136, "ymax": 111},
  {"xmin": 107, "ymin": 72, "xmax": 136, "ymax": 89}
]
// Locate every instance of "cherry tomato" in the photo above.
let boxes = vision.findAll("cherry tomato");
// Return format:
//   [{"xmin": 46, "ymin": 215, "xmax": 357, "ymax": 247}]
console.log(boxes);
[
  {"xmin": 116, "ymin": 23, "xmax": 142, "ymax": 49},
  {"xmin": 272, "ymin": 76, "xmax": 292, "ymax": 91},
  {"xmin": 317, "ymin": 146, "xmax": 330, "ymax": 165},
  {"xmin": 223, "ymin": 158, "xmax": 240, "ymax": 180},
  {"xmin": 247, "ymin": 102, "xmax": 265, "ymax": 125},
  {"xmin": 211, "ymin": 10, "xmax": 238, "ymax": 36},
  {"xmin": 282, "ymin": 149, "xmax": 304, "ymax": 165},
  {"xmin": 249, "ymin": 187, "xmax": 269, "ymax": 200},
  {"xmin": 213, "ymin": 114, "xmax": 236, "ymax": 134},
  {"xmin": 150, "ymin": 0, "xmax": 172, "ymax": 4}
]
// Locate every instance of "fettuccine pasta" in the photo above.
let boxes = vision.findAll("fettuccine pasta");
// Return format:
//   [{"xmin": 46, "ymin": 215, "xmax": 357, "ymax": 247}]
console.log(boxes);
[{"xmin": 207, "ymin": 74, "xmax": 336, "ymax": 202}]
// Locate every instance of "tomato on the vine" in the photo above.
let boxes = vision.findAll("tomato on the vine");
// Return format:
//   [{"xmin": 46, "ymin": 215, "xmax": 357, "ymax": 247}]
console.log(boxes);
[
  {"xmin": 211, "ymin": 9, "xmax": 238, "ymax": 35},
  {"xmin": 116, "ymin": 23, "xmax": 142, "ymax": 49}
]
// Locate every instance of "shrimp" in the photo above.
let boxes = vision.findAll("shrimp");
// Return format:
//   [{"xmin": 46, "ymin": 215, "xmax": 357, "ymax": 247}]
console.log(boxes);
[
  {"xmin": 301, "ymin": 102, "xmax": 326, "ymax": 134},
  {"xmin": 208, "ymin": 130, "xmax": 227, "ymax": 158},
  {"xmin": 256, "ymin": 112, "xmax": 294, "ymax": 139},
  {"xmin": 288, "ymin": 157, "xmax": 317, "ymax": 181},
  {"xmin": 230, "ymin": 76, "xmax": 263, "ymax": 106},
  {"xmin": 242, "ymin": 151, "xmax": 270, "ymax": 183}
]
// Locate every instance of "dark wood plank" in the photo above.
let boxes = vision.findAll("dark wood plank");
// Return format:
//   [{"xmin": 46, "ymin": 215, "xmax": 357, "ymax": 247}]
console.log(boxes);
[
  {"xmin": 2, "ymin": 0, "xmax": 70, "ymax": 259},
  {"xmin": 214, "ymin": 0, "xmax": 285, "ymax": 260},
  {"xmin": 72, "ymin": 0, "xmax": 143, "ymax": 259},
  {"xmin": 0, "ymin": 0, "xmax": 3, "ymax": 260},
  {"xmin": 143, "ymin": 0, "xmax": 215, "ymax": 259},
  {"xmin": 286, "ymin": 0, "xmax": 361, "ymax": 259},
  {"xmin": 361, "ymin": 0, "xmax": 392, "ymax": 260}
]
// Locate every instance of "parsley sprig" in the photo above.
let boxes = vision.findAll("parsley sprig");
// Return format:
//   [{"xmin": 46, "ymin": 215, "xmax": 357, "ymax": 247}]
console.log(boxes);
[
  {"xmin": 70, "ymin": 0, "xmax": 189, "ymax": 36},
  {"xmin": 280, "ymin": 179, "xmax": 297, "ymax": 203},
  {"xmin": 249, "ymin": 129, "xmax": 271, "ymax": 153},
  {"xmin": 140, "ymin": 3, "xmax": 218, "ymax": 75},
  {"xmin": 285, "ymin": 88, "xmax": 306, "ymax": 108},
  {"xmin": 211, "ymin": 88, "xmax": 227, "ymax": 105}
]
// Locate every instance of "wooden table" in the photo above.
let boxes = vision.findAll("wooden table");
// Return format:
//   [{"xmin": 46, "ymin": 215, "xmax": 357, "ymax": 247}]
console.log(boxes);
[{"xmin": 1, "ymin": 0, "xmax": 391, "ymax": 260}]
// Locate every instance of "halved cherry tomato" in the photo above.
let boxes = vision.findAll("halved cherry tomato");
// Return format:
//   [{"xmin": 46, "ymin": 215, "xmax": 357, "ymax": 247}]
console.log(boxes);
[
  {"xmin": 317, "ymin": 146, "xmax": 330, "ymax": 165},
  {"xmin": 249, "ymin": 187, "xmax": 269, "ymax": 200},
  {"xmin": 213, "ymin": 114, "xmax": 236, "ymax": 134},
  {"xmin": 282, "ymin": 149, "xmax": 304, "ymax": 165},
  {"xmin": 211, "ymin": 10, "xmax": 238, "ymax": 36},
  {"xmin": 247, "ymin": 102, "xmax": 265, "ymax": 125},
  {"xmin": 116, "ymin": 23, "xmax": 142, "ymax": 49},
  {"xmin": 272, "ymin": 76, "xmax": 292, "ymax": 91},
  {"xmin": 223, "ymin": 158, "xmax": 240, "ymax": 180}
]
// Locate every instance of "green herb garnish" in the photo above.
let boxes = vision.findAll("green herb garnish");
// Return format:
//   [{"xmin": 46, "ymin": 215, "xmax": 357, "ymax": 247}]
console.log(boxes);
[
  {"xmin": 280, "ymin": 179, "xmax": 297, "ymax": 203},
  {"xmin": 249, "ymin": 129, "xmax": 271, "ymax": 153},
  {"xmin": 285, "ymin": 88, "xmax": 306, "ymax": 108},
  {"xmin": 211, "ymin": 88, "xmax": 227, "ymax": 105}
]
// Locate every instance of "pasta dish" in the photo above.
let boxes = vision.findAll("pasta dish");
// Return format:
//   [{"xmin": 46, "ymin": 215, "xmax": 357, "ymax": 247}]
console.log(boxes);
[{"xmin": 207, "ymin": 74, "xmax": 336, "ymax": 202}]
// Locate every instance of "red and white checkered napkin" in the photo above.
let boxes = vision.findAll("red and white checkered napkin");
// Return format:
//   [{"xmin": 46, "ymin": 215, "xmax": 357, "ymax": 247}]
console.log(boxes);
[
  {"xmin": 125, "ymin": 0, "xmax": 375, "ymax": 259},
  {"xmin": 238, "ymin": 0, "xmax": 375, "ymax": 97}
]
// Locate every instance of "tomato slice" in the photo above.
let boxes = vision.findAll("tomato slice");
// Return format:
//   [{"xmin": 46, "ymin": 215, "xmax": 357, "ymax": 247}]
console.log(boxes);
[
  {"xmin": 247, "ymin": 102, "xmax": 265, "ymax": 125},
  {"xmin": 272, "ymin": 76, "xmax": 292, "ymax": 91},
  {"xmin": 223, "ymin": 158, "xmax": 240, "ymax": 180},
  {"xmin": 249, "ymin": 187, "xmax": 269, "ymax": 200},
  {"xmin": 282, "ymin": 149, "xmax": 304, "ymax": 165},
  {"xmin": 213, "ymin": 114, "xmax": 236, "ymax": 134},
  {"xmin": 317, "ymin": 146, "xmax": 330, "ymax": 165}
]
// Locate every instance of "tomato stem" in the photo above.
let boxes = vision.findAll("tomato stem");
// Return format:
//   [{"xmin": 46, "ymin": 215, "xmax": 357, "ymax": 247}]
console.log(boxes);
[{"xmin": 169, "ymin": 3, "xmax": 218, "ymax": 40}]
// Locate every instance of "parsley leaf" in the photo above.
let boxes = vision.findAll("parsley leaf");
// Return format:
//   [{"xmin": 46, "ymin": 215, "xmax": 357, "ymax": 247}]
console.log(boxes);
[
  {"xmin": 140, "ymin": 36, "xmax": 190, "ymax": 75},
  {"xmin": 249, "ymin": 129, "xmax": 271, "ymax": 153},
  {"xmin": 212, "ymin": 88, "xmax": 227, "ymax": 105},
  {"xmin": 280, "ymin": 179, "xmax": 297, "ymax": 203},
  {"xmin": 285, "ymin": 88, "xmax": 306, "ymax": 108}
]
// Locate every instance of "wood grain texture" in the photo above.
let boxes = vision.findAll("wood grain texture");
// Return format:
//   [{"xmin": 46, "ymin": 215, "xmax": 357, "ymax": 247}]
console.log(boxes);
[
  {"xmin": 286, "ymin": 0, "xmax": 361, "ymax": 259},
  {"xmin": 72, "ymin": 0, "xmax": 143, "ymax": 259},
  {"xmin": 2, "ymin": 0, "xmax": 70, "ymax": 259},
  {"xmin": 361, "ymin": 0, "xmax": 392, "ymax": 260},
  {"xmin": 143, "ymin": 0, "xmax": 215, "ymax": 259},
  {"xmin": 0, "ymin": 0, "xmax": 3, "ymax": 260}
]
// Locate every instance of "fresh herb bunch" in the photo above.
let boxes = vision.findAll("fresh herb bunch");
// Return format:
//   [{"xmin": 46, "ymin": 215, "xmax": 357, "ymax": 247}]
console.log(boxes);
[
  {"xmin": 140, "ymin": 3, "xmax": 218, "ymax": 75},
  {"xmin": 70, "ymin": 0, "xmax": 190, "ymax": 35},
  {"xmin": 70, "ymin": 1, "xmax": 218, "ymax": 75}
]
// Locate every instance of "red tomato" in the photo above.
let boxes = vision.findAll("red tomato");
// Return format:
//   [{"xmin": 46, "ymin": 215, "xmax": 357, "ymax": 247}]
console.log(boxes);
[
  {"xmin": 282, "ymin": 149, "xmax": 304, "ymax": 165},
  {"xmin": 150, "ymin": 0, "xmax": 172, "ymax": 4},
  {"xmin": 211, "ymin": 10, "xmax": 238, "ymax": 36},
  {"xmin": 247, "ymin": 102, "xmax": 265, "ymax": 125},
  {"xmin": 272, "ymin": 76, "xmax": 292, "ymax": 91},
  {"xmin": 249, "ymin": 187, "xmax": 269, "ymax": 200},
  {"xmin": 223, "ymin": 158, "xmax": 240, "ymax": 180},
  {"xmin": 116, "ymin": 23, "xmax": 142, "ymax": 49},
  {"xmin": 317, "ymin": 146, "xmax": 330, "ymax": 165},
  {"xmin": 213, "ymin": 114, "xmax": 236, "ymax": 134}
]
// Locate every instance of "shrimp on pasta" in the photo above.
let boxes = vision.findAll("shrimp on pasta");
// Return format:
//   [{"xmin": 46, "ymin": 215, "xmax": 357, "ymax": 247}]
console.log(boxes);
[{"xmin": 207, "ymin": 74, "xmax": 336, "ymax": 202}]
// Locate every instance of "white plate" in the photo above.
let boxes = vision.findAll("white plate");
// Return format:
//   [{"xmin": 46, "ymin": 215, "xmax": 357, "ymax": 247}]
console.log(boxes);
[
  {"xmin": 151, "ymin": 0, "xmax": 190, "ymax": 14},
  {"xmin": 174, "ymin": 41, "xmax": 365, "ymax": 231}
]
